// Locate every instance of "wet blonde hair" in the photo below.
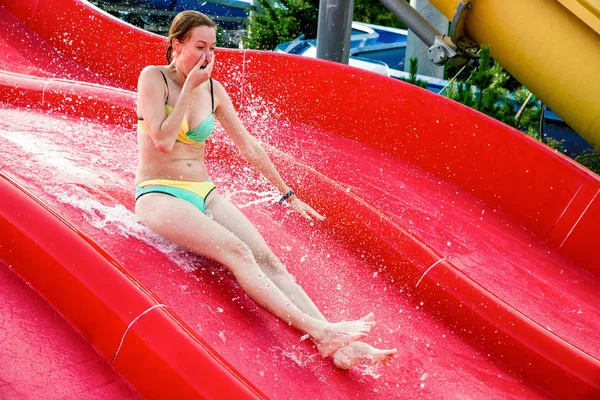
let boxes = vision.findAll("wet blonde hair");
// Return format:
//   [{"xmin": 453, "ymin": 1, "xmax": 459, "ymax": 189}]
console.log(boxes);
[{"xmin": 166, "ymin": 11, "xmax": 217, "ymax": 63}]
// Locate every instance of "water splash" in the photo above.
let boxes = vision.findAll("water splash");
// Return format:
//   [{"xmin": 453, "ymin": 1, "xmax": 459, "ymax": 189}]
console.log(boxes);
[
  {"xmin": 231, "ymin": 188, "xmax": 281, "ymax": 209},
  {"xmin": 47, "ymin": 185, "xmax": 199, "ymax": 273},
  {"xmin": 271, "ymin": 346, "xmax": 318, "ymax": 367},
  {"xmin": 355, "ymin": 364, "xmax": 381, "ymax": 379}
]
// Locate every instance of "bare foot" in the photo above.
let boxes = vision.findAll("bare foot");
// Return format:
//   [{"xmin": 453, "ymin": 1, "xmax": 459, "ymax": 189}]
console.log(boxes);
[
  {"xmin": 332, "ymin": 342, "xmax": 397, "ymax": 369},
  {"xmin": 311, "ymin": 313, "xmax": 376, "ymax": 357}
]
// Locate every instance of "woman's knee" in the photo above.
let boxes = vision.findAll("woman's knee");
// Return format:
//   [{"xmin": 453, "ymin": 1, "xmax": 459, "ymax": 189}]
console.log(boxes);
[
  {"xmin": 256, "ymin": 250, "xmax": 288, "ymax": 277},
  {"xmin": 223, "ymin": 240, "xmax": 255, "ymax": 265},
  {"xmin": 220, "ymin": 241, "xmax": 268, "ymax": 289}
]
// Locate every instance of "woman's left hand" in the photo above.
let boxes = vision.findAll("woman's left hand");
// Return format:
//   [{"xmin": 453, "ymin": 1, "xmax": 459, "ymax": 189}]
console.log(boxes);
[{"xmin": 289, "ymin": 197, "xmax": 325, "ymax": 221}]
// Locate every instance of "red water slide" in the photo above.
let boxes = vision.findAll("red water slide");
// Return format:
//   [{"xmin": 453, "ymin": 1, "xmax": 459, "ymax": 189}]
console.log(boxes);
[{"xmin": 0, "ymin": 1, "xmax": 599, "ymax": 399}]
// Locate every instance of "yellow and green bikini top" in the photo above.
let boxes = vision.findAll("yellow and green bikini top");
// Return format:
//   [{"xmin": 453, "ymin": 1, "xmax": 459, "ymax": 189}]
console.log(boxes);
[{"xmin": 138, "ymin": 67, "xmax": 214, "ymax": 146}]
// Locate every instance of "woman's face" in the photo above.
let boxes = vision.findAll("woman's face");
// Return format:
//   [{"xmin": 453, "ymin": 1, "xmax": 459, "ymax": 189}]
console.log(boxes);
[{"xmin": 174, "ymin": 25, "xmax": 217, "ymax": 76}]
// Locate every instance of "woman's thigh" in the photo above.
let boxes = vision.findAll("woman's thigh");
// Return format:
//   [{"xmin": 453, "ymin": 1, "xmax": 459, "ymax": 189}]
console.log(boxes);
[
  {"xmin": 135, "ymin": 192, "xmax": 248, "ymax": 265},
  {"xmin": 205, "ymin": 191, "xmax": 277, "ymax": 265}
]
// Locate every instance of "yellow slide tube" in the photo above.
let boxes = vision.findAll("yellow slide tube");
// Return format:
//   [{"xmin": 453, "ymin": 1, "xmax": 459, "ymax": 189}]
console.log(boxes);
[{"xmin": 428, "ymin": 0, "xmax": 600, "ymax": 149}]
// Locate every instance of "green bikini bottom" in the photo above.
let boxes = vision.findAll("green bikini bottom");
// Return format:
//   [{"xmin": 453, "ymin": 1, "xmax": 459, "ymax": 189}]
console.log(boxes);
[{"xmin": 135, "ymin": 178, "xmax": 216, "ymax": 213}]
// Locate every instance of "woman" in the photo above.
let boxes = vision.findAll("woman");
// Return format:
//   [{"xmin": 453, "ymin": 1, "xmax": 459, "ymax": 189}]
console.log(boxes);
[{"xmin": 135, "ymin": 10, "xmax": 396, "ymax": 368}]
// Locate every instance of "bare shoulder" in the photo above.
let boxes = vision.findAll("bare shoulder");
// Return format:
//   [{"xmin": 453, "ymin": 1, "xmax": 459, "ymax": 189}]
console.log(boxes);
[
  {"xmin": 211, "ymin": 78, "xmax": 228, "ymax": 95},
  {"xmin": 138, "ymin": 65, "xmax": 167, "ymax": 87},
  {"xmin": 210, "ymin": 79, "xmax": 233, "ymax": 111}
]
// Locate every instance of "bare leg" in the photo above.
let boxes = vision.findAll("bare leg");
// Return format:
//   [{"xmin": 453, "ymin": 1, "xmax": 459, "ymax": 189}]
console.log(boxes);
[
  {"xmin": 206, "ymin": 193, "xmax": 396, "ymax": 367},
  {"xmin": 136, "ymin": 192, "xmax": 374, "ymax": 357}
]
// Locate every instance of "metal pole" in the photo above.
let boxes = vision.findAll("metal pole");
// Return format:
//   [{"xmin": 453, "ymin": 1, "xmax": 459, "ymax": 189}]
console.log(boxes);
[
  {"xmin": 316, "ymin": 0, "xmax": 355, "ymax": 64},
  {"xmin": 539, "ymin": 104, "xmax": 546, "ymax": 144},
  {"xmin": 378, "ymin": 0, "xmax": 440, "ymax": 47}
]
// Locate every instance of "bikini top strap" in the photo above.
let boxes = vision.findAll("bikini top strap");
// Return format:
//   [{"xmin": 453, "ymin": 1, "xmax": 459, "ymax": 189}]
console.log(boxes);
[
  {"xmin": 156, "ymin": 66, "xmax": 169, "ymax": 105},
  {"xmin": 209, "ymin": 78, "xmax": 214, "ymax": 113}
]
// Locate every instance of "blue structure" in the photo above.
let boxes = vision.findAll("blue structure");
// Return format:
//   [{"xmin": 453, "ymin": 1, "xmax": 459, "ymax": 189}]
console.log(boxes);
[{"xmin": 277, "ymin": 23, "xmax": 408, "ymax": 70}]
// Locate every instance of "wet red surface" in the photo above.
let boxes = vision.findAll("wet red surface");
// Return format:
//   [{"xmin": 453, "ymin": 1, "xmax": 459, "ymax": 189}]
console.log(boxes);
[
  {"xmin": 0, "ymin": 106, "xmax": 551, "ymax": 399},
  {"xmin": 0, "ymin": 261, "xmax": 139, "ymax": 399}
]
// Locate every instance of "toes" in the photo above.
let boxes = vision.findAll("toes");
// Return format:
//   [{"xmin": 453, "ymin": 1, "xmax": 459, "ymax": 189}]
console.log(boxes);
[
  {"xmin": 359, "ymin": 321, "xmax": 375, "ymax": 331},
  {"xmin": 360, "ymin": 312, "xmax": 375, "ymax": 322}
]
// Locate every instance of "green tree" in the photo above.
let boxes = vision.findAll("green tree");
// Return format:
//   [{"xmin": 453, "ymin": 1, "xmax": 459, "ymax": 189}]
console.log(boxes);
[
  {"xmin": 575, "ymin": 150, "xmax": 600, "ymax": 175},
  {"xmin": 445, "ymin": 45, "xmax": 541, "ymax": 134},
  {"xmin": 398, "ymin": 57, "xmax": 428, "ymax": 89},
  {"xmin": 243, "ymin": 0, "xmax": 319, "ymax": 50},
  {"xmin": 353, "ymin": 0, "xmax": 407, "ymax": 29},
  {"xmin": 446, "ymin": 46, "xmax": 515, "ymax": 126},
  {"xmin": 444, "ymin": 46, "xmax": 580, "ymax": 158}
]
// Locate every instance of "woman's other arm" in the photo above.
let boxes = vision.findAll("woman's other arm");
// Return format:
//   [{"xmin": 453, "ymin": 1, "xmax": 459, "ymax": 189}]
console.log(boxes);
[{"xmin": 214, "ymin": 81, "xmax": 324, "ymax": 220}]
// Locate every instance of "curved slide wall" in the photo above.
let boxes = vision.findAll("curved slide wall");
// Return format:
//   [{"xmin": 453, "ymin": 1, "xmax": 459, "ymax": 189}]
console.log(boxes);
[{"xmin": 0, "ymin": 0, "xmax": 599, "ymax": 399}]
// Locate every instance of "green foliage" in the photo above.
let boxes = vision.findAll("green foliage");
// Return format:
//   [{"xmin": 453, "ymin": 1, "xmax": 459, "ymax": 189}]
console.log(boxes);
[
  {"xmin": 243, "ymin": 0, "xmax": 319, "ymax": 50},
  {"xmin": 444, "ymin": 45, "xmax": 550, "ymax": 144},
  {"xmin": 216, "ymin": 25, "xmax": 241, "ymax": 48},
  {"xmin": 513, "ymin": 87, "xmax": 540, "ymax": 134},
  {"xmin": 353, "ymin": 0, "xmax": 406, "ymax": 29},
  {"xmin": 244, "ymin": 0, "xmax": 409, "ymax": 50},
  {"xmin": 574, "ymin": 150, "xmax": 600, "ymax": 176},
  {"xmin": 398, "ymin": 57, "xmax": 428, "ymax": 89},
  {"xmin": 446, "ymin": 45, "xmax": 517, "ymax": 127}
]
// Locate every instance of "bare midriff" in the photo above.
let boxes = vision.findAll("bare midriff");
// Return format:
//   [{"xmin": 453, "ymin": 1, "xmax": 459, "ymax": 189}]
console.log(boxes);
[{"xmin": 134, "ymin": 130, "xmax": 210, "ymax": 185}]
